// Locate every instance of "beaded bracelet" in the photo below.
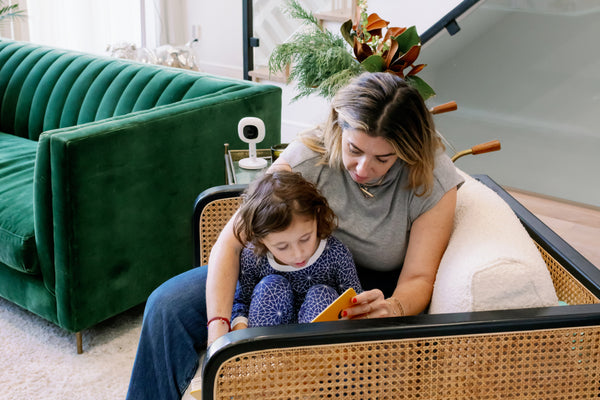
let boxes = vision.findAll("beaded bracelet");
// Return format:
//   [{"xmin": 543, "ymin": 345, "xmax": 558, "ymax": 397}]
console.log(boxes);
[
  {"xmin": 386, "ymin": 297, "xmax": 406, "ymax": 317},
  {"xmin": 207, "ymin": 316, "xmax": 231, "ymax": 332}
]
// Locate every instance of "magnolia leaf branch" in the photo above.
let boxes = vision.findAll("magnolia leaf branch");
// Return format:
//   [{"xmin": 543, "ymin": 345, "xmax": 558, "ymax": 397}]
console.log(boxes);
[{"xmin": 269, "ymin": 0, "xmax": 435, "ymax": 101}]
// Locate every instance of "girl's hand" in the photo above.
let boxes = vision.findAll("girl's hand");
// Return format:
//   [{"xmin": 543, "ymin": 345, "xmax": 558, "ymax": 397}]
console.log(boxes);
[
  {"xmin": 232, "ymin": 322, "xmax": 248, "ymax": 331},
  {"xmin": 341, "ymin": 289, "xmax": 402, "ymax": 319},
  {"xmin": 207, "ymin": 320, "xmax": 248, "ymax": 348}
]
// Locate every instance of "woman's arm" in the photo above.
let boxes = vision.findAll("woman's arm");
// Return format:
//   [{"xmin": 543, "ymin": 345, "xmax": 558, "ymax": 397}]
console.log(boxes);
[
  {"xmin": 391, "ymin": 186, "xmax": 457, "ymax": 314},
  {"xmin": 205, "ymin": 215, "xmax": 245, "ymax": 345},
  {"xmin": 344, "ymin": 187, "xmax": 457, "ymax": 318}
]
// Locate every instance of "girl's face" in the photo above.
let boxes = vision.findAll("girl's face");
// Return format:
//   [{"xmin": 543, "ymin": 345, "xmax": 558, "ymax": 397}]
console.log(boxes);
[
  {"xmin": 262, "ymin": 214, "xmax": 319, "ymax": 268},
  {"xmin": 341, "ymin": 128, "xmax": 398, "ymax": 184}
]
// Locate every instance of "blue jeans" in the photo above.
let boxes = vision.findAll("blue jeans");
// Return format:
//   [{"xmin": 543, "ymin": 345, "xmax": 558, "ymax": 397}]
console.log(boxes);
[{"xmin": 126, "ymin": 266, "xmax": 208, "ymax": 400}]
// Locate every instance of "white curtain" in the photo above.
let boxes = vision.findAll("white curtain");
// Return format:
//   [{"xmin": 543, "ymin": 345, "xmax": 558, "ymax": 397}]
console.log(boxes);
[
  {"xmin": 24, "ymin": 0, "xmax": 189, "ymax": 55},
  {"xmin": 151, "ymin": 0, "xmax": 188, "ymax": 47},
  {"xmin": 26, "ymin": 0, "xmax": 144, "ymax": 54}
]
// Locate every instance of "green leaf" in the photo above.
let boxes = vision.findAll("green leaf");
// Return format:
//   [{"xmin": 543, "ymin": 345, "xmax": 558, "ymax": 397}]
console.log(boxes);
[
  {"xmin": 284, "ymin": 0, "xmax": 322, "ymax": 30},
  {"xmin": 340, "ymin": 19, "xmax": 354, "ymax": 47},
  {"xmin": 361, "ymin": 55, "xmax": 385, "ymax": 72},
  {"xmin": 394, "ymin": 26, "xmax": 421, "ymax": 54},
  {"xmin": 405, "ymin": 75, "xmax": 436, "ymax": 101}
]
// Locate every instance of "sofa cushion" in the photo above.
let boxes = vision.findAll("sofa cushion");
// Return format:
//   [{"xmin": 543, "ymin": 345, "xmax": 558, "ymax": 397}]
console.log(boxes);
[
  {"xmin": 429, "ymin": 171, "xmax": 558, "ymax": 313},
  {"xmin": 0, "ymin": 132, "xmax": 39, "ymax": 274}
]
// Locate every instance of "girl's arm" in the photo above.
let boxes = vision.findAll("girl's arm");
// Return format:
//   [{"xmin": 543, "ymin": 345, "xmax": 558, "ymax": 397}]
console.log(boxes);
[
  {"xmin": 207, "ymin": 159, "xmax": 292, "ymax": 344},
  {"xmin": 206, "ymin": 214, "xmax": 245, "ymax": 345},
  {"xmin": 344, "ymin": 187, "xmax": 457, "ymax": 318}
]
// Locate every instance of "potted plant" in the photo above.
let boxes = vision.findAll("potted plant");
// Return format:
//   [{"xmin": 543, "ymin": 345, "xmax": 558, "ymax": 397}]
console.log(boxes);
[{"xmin": 269, "ymin": 0, "xmax": 435, "ymax": 101}]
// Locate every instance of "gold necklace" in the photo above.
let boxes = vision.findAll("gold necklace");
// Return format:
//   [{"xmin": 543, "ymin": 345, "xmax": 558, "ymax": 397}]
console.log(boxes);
[{"xmin": 357, "ymin": 176, "xmax": 385, "ymax": 198}]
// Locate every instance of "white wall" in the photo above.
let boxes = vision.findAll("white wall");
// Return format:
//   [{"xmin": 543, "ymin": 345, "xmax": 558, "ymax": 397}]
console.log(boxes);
[
  {"xmin": 368, "ymin": 0, "xmax": 461, "ymax": 33},
  {"xmin": 181, "ymin": 0, "xmax": 461, "ymax": 142},
  {"xmin": 182, "ymin": 0, "xmax": 244, "ymax": 79},
  {"xmin": 418, "ymin": 3, "xmax": 600, "ymax": 205}
]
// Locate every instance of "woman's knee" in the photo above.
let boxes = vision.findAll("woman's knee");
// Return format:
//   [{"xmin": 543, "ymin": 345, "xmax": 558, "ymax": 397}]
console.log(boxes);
[{"xmin": 143, "ymin": 266, "xmax": 208, "ymax": 327}]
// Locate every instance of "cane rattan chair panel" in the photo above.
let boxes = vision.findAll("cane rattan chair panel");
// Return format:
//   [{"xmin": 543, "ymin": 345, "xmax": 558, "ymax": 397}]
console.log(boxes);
[
  {"xmin": 199, "ymin": 197, "xmax": 243, "ymax": 266},
  {"xmin": 537, "ymin": 242, "xmax": 600, "ymax": 306},
  {"xmin": 212, "ymin": 325, "xmax": 600, "ymax": 399},
  {"xmin": 199, "ymin": 201, "xmax": 599, "ymax": 306}
]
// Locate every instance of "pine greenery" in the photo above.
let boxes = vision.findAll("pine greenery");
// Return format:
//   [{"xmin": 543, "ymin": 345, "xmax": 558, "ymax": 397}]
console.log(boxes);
[{"xmin": 269, "ymin": 0, "xmax": 363, "ymax": 101}]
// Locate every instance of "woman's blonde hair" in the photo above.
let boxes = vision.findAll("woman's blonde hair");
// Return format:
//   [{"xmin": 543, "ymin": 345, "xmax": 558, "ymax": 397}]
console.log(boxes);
[{"xmin": 300, "ymin": 72, "xmax": 443, "ymax": 196}]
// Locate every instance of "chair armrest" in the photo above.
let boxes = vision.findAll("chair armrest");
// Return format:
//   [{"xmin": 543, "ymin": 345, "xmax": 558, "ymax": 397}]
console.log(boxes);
[{"xmin": 202, "ymin": 305, "xmax": 600, "ymax": 399}]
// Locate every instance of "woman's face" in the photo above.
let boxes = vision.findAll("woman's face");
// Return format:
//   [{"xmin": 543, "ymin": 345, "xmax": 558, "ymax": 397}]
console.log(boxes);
[{"xmin": 341, "ymin": 129, "xmax": 398, "ymax": 184}]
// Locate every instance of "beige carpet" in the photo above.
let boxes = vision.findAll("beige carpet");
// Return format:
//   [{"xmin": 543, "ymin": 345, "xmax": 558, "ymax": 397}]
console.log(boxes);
[{"xmin": 0, "ymin": 297, "xmax": 143, "ymax": 400}]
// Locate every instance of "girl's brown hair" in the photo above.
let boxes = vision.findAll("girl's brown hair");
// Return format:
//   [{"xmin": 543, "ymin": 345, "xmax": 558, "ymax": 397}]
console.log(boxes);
[
  {"xmin": 233, "ymin": 171, "xmax": 336, "ymax": 257},
  {"xmin": 300, "ymin": 72, "xmax": 443, "ymax": 196}
]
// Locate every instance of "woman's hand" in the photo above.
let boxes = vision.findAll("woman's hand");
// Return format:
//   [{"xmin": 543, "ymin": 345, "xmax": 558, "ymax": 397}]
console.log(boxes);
[
  {"xmin": 232, "ymin": 322, "xmax": 248, "ymax": 331},
  {"xmin": 341, "ymin": 289, "xmax": 400, "ymax": 319}
]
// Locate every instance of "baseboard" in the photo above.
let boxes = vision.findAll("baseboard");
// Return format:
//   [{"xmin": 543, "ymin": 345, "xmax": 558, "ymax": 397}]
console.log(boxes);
[{"xmin": 196, "ymin": 61, "xmax": 243, "ymax": 79}]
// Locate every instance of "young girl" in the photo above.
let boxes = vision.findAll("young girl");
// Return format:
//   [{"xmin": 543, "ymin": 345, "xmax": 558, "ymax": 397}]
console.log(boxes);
[{"xmin": 228, "ymin": 170, "xmax": 363, "ymax": 329}]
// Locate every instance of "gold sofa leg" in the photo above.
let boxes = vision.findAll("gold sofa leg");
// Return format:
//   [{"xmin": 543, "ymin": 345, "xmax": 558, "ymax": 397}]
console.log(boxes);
[{"xmin": 76, "ymin": 332, "xmax": 83, "ymax": 354}]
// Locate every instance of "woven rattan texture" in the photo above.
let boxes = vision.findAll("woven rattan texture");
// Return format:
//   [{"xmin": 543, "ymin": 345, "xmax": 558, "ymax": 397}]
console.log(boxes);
[
  {"xmin": 197, "ymin": 198, "xmax": 600, "ymax": 306},
  {"xmin": 199, "ymin": 197, "xmax": 243, "ymax": 266},
  {"xmin": 536, "ymin": 243, "xmax": 600, "ymax": 305},
  {"xmin": 213, "ymin": 326, "xmax": 600, "ymax": 399}
]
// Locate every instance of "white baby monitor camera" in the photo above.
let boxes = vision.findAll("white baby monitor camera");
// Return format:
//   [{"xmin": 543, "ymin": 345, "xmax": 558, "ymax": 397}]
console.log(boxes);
[{"xmin": 237, "ymin": 117, "xmax": 268, "ymax": 169}]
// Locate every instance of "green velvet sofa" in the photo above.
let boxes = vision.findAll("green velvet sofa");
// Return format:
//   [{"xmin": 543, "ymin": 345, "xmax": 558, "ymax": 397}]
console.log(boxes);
[{"xmin": 0, "ymin": 40, "xmax": 281, "ymax": 348}]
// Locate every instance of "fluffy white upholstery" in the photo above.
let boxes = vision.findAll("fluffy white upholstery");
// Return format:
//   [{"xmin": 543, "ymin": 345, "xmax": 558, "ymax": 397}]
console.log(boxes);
[{"xmin": 429, "ymin": 171, "xmax": 559, "ymax": 314}]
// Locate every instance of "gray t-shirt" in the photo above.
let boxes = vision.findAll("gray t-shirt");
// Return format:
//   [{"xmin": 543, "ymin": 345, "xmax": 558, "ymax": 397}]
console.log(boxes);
[{"xmin": 281, "ymin": 139, "xmax": 464, "ymax": 276}]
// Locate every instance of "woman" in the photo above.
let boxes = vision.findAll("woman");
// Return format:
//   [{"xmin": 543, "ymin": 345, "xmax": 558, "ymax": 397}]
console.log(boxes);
[{"xmin": 127, "ymin": 72, "xmax": 463, "ymax": 400}]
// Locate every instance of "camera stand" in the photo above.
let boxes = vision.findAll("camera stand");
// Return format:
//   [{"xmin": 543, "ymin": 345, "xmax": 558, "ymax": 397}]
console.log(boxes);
[{"xmin": 238, "ymin": 142, "xmax": 268, "ymax": 169}]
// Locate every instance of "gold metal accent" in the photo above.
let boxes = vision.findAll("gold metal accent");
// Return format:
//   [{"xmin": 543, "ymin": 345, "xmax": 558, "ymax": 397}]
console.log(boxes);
[
  {"xmin": 358, "ymin": 185, "xmax": 375, "ymax": 198},
  {"xmin": 76, "ymin": 332, "xmax": 83, "ymax": 354},
  {"xmin": 451, "ymin": 149, "xmax": 473, "ymax": 162},
  {"xmin": 357, "ymin": 175, "xmax": 385, "ymax": 198}
]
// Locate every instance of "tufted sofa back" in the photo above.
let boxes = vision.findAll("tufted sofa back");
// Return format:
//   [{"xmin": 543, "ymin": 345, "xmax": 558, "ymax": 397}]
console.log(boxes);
[{"xmin": 0, "ymin": 40, "xmax": 246, "ymax": 141}]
